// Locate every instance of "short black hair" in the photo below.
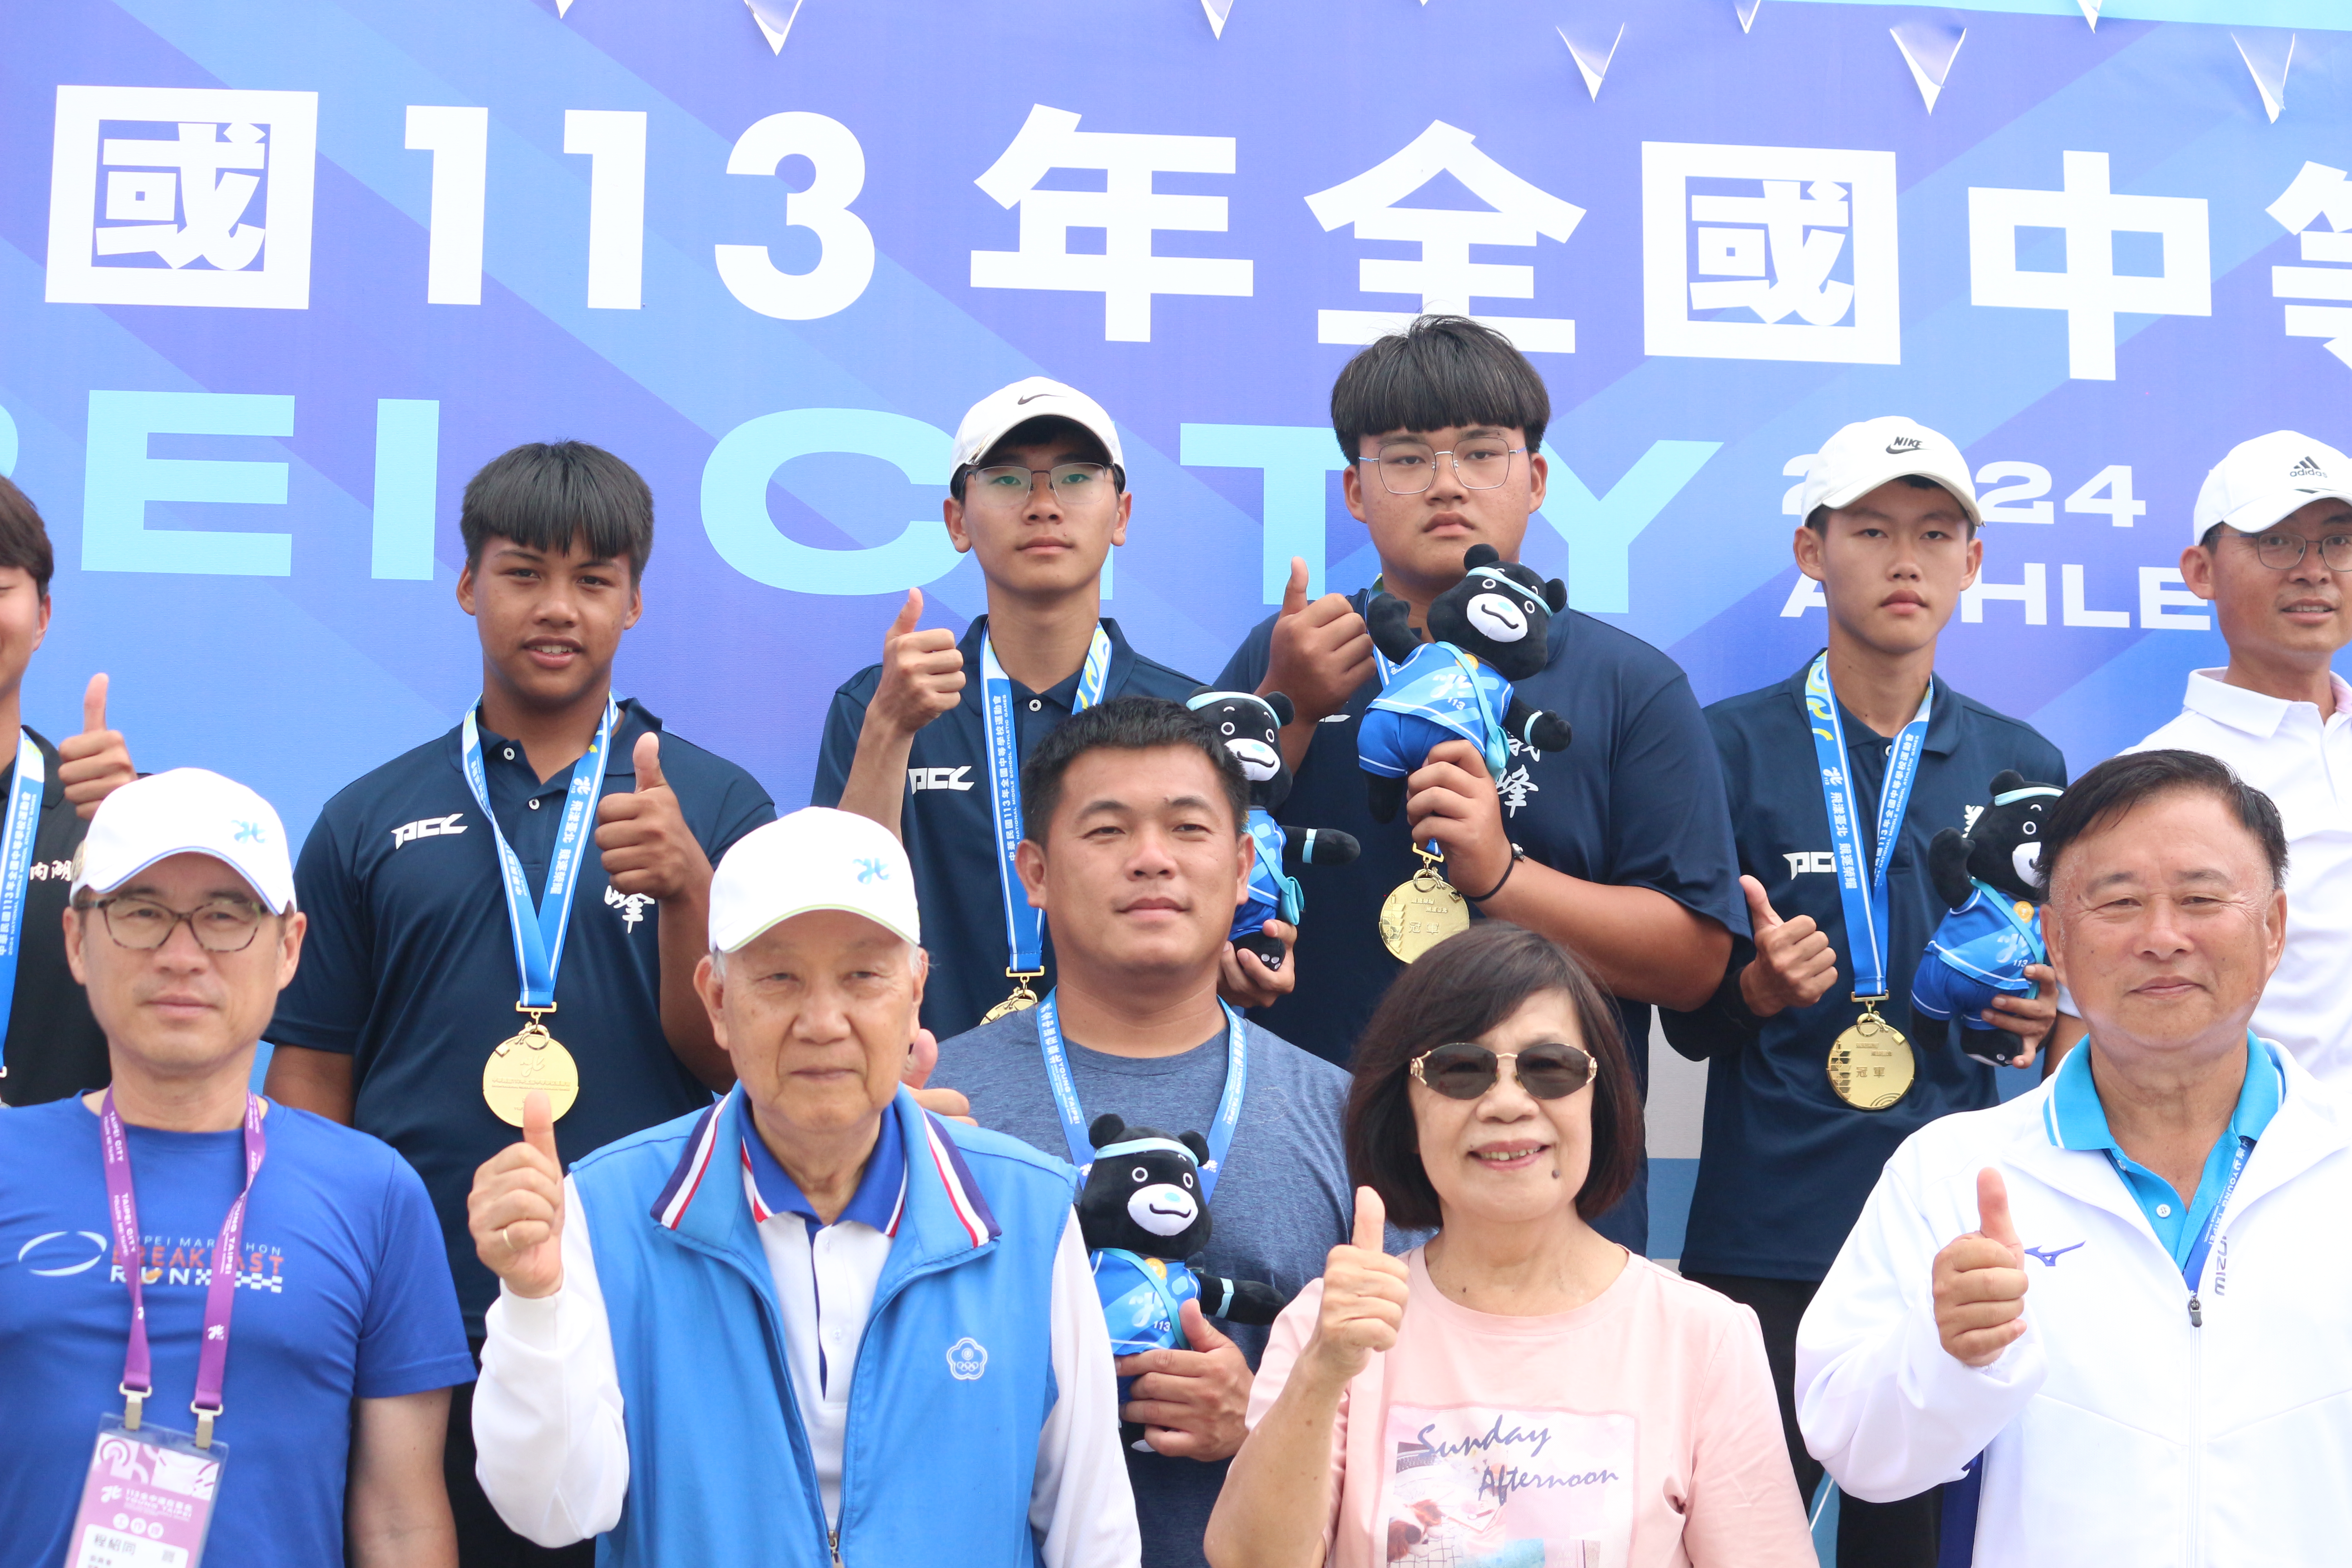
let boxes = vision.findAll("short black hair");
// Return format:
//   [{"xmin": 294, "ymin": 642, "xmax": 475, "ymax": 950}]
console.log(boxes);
[
  {"xmin": 460, "ymin": 441, "xmax": 654, "ymax": 583},
  {"xmin": 948, "ymin": 415, "xmax": 1125, "ymax": 503},
  {"xmin": 1804, "ymin": 474, "xmax": 1975, "ymax": 536},
  {"xmin": 1330, "ymin": 314, "xmax": 1549, "ymax": 464},
  {"xmin": 0, "ymin": 476, "xmax": 56, "ymax": 598},
  {"xmin": 2040, "ymin": 749, "xmax": 2288, "ymax": 894},
  {"xmin": 1345, "ymin": 922, "xmax": 1641, "ymax": 1230},
  {"xmin": 1019, "ymin": 696, "xmax": 1247, "ymax": 844}
]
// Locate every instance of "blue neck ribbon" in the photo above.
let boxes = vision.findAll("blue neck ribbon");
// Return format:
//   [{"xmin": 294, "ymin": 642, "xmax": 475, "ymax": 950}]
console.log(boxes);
[
  {"xmin": 458, "ymin": 697, "xmax": 616, "ymax": 1013},
  {"xmin": 1803, "ymin": 652, "xmax": 1931, "ymax": 1001},
  {"xmin": 979, "ymin": 628, "xmax": 1111, "ymax": 980},
  {"xmin": 0, "ymin": 731, "xmax": 43, "ymax": 1078},
  {"xmin": 1036, "ymin": 990, "xmax": 1247, "ymax": 1203}
]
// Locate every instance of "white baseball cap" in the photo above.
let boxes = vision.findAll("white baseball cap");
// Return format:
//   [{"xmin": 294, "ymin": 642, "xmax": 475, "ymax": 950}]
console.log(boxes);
[
  {"xmin": 951, "ymin": 377, "xmax": 1125, "ymax": 473},
  {"xmin": 708, "ymin": 807, "xmax": 920, "ymax": 955},
  {"xmin": 2190, "ymin": 431, "xmax": 2352, "ymax": 545},
  {"xmin": 1798, "ymin": 416, "xmax": 1981, "ymax": 526},
  {"xmin": 72, "ymin": 768, "xmax": 295, "ymax": 913}
]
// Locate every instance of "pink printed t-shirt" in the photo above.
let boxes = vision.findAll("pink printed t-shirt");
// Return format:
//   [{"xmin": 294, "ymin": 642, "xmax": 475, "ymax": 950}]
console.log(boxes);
[{"xmin": 1245, "ymin": 1248, "xmax": 1813, "ymax": 1568}]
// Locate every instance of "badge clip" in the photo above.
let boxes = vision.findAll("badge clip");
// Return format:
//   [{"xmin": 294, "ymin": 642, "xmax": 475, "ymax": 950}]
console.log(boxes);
[
  {"xmin": 119, "ymin": 1383, "xmax": 145, "ymax": 1432},
  {"xmin": 193, "ymin": 1400, "xmax": 220, "ymax": 1450}
]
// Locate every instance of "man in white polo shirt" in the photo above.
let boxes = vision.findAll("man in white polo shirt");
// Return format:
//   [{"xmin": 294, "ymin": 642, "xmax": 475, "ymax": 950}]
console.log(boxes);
[{"xmin": 2117, "ymin": 431, "xmax": 2352, "ymax": 1083}]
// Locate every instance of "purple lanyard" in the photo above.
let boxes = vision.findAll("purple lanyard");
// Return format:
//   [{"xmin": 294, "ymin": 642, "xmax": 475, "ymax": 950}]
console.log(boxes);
[{"xmin": 100, "ymin": 1088, "xmax": 268, "ymax": 1448}]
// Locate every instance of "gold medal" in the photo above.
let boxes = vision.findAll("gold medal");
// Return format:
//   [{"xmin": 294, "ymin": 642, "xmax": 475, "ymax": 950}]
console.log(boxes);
[
  {"xmin": 483, "ymin": 1011, "xmax": 581, "ymax": 1126},
  {"xmin": 1380, "ymin": 850, "xmax": 1471, "ymax": 963},
  {"xmin": 1826, "ymin": 997, "xmax": 1915, "ymax": 1111},
  {"xmin": 981, "ymin": 970, "xmax": 1044, "ymax": 1024}
]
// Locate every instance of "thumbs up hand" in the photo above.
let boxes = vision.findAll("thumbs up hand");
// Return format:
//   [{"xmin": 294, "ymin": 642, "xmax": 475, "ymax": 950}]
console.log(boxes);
[
  {"xmin": 57, "ymin": 673, "xmax": 137, "ymax": 820},
  {"xmin": 594, "ymin": 731, "xmax": 710, "ymax": 906},
  {"xmin": 1261, "ymin": 556, "xmax": 1374, "ymax": 730},
  {"xmin": 468, "ymin": 1091, "xmax": 566, "ymax": 1299},
  {"xmin": 1736, "ymin": 874, "xmax": 1839, "ymax": 1019},
  {"xmin": 1302, "ymin": 1186, "xmax": 1411, "ymax": 1389},
  {"xmin": 1933, "ymin": 1168, "xmax": 2031, "ymax": 1367},
  {"xmin": 871, "ymin": 587, "xmax": 965, "ymax": 742}
]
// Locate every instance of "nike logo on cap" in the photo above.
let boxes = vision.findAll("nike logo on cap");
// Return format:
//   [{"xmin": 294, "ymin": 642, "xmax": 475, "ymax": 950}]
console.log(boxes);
[
  {"xmin": 1886, "ymin": 436, "xmax": 1922, "ymax": 454},
  {"xmin": 1017, "ymin": 392, "xmax": 1054, "ymax": 405}
]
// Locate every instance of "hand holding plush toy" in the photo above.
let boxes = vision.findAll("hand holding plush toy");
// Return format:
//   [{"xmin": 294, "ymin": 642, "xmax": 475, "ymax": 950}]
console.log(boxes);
[
  {"xmin": 1356, "ymin": 544, "xmax": 1573, "ymax": 823},
  {"xmin": 1078, "ymin": 1113, "xmax": 1289, "ymax": 1452},
  {"xmin": 1912, "ymin": 770, "xmax": 2063, "ymax": 1066},
  {"xmin": 1186, "ymin": 689, "xmax": 1360, "ymax": 971}
]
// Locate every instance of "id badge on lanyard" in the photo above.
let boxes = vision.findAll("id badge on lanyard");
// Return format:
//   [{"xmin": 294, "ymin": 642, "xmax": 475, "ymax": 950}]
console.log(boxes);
[{"xmin": 66, "ymin": 1090, "xmax": 267, "ymax": 1568}]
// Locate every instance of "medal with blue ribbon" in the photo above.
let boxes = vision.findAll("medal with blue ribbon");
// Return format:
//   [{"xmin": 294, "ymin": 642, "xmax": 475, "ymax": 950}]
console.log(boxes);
[
  {"xmin": 1370, "ymin": 640, "xmax": 1472, "ymax": 963},
  {"xmin": 0, "ymin": 730, "xmax": 43, "ymax": 1087},
  {"xmin": 979, "ymin": 628, "xmax": 1111, "ymax": 1023},
  {"xmin": 1036, "ymin": 990, "xmax": 1247, "ymax": 1197},
  {"xmin": 460, "ymin": 697, "xmax": 615, "ymax": 1125},
  {"xmin": 1805, "ymin": 653, "xmax": 1927, "ymax": 1111}
]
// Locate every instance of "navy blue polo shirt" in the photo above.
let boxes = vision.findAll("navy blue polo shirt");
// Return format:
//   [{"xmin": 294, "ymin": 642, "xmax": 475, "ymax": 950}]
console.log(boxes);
[
  {"xmin": 270, "ymin": 698, "xmax": 774, "ymax": 1332},
  {"xmin": 812, "ymin": 616, "xmax": 1201, "ymax": 1039},
  {"xmin": 1661, "ymin": 660, "xmax": 2067, "ymax": 1283},
  {"xmin": 1217, "ymin": 591, "xmax": 1749, "ymax": 1255}
]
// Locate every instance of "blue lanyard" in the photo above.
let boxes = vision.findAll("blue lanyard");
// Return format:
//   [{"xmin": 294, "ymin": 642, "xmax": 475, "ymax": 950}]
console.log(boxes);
[
  {"xmin": 0, "ymin": 731, "xmax": 41, "ymax": 1078},
  {"xmin": 458, "ymin": 698, "xmax": 615, "ymax": 1011},
  {"xmin": 1803, "ymin": 653, "xmax": 1931, "ymax": 1000},
  {"xmin": 1371, "ymin": 642, "xmax": 1496, "ymax": 854},
  {"xmin": 979, "ymin": 629, "xmax": 1111, "ymax": 977},
  {"xmin": 2179, "ymin": 1135, "xmax": 2254, "ymax": 1292},
  {"xmin": 1035, "ymin": 990, "xmax": 1248, "ymax": 1201}
]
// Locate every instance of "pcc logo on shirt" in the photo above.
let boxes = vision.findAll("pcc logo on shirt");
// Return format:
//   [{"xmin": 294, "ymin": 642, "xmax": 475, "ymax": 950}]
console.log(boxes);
[
  {"xmin": 390, "ymin": 812, "xmax": 466, "ymax": 848},
  {"xmin": 1784, "ymin": 851, "xmax": 1835, "ymax": 875},
  {"xmin": 908, "ymin": 764, "xmax": 975, "ymax": 794}
]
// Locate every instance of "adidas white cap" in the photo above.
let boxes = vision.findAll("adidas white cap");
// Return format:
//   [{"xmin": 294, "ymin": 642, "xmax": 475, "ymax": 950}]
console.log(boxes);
[
  {"xmin": 1798, "ymin": 416, "xmax": 1981, "ymax": 527},
  {"xmin": 2190, "ymin": 431, "xmax": 2352, "ymax": 546},
  {"xmin": 951, "ymin": 377, "xmax": 1124, "ymax": 474},
  {"xmin": 707, "ymin": 807, "xmax": 920, "ymax": 955},
  {"xmin": 72, "ymin": 768, "xmax": 295, "ymax": 913}
]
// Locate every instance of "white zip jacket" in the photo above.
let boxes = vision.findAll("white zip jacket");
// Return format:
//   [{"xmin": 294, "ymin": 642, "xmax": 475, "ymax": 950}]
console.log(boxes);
[{"xmin": 1794, "ymin": 1042, "xmax": 2352, "ymax": 1566}]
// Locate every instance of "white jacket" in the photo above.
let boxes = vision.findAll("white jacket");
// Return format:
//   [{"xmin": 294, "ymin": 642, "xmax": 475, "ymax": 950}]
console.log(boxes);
[{"xmin": 1795, "ymin": 1043, "xmax": 2352, "ymax": 1567}]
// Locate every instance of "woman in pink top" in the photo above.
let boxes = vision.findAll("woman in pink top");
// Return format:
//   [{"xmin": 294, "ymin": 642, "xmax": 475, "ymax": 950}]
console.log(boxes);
[{"xmin": 1207, "ymin": 923, "xmax": 1812, "ymax": 1568}]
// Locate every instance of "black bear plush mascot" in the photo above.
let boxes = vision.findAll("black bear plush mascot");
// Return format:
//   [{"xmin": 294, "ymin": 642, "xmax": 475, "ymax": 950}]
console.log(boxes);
[
  {"xmin": 1356, "ymin": 544, "xmax": 1573, "ymax": 823},
  {"xmin": 1185, "ymin": 689, "xmax": 1360, "ymax": 970},
  {"xmin": 1912, "ymin": 769, "xmax": 2064, "ymax": 1066}
]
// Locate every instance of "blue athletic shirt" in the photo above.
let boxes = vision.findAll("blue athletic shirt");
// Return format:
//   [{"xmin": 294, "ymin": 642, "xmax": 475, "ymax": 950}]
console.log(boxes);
[
  {"xmin": 1661, "ymin": 660, "xmax": 2067, "ymax": 1282},
  {"xmin": 812, "ymin": 616, "xmax": 1201, "ymax": 1040},
  {"xmin": 269, "ymin": 698, "xmax": 775, "ymax": 1333},
  {"xmin": 1217, "ymin": 590, "xmax": 1748, "ymax": 1257},
  {"xmin": 0, "ymin": 1097, "xmax": 473, "ymax": 1568}
]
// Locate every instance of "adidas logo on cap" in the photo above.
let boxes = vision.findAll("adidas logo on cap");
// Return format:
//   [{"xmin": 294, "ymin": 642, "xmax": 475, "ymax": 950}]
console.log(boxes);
[{"xmin": 2289, "ymin": 455, "xmax": 2328, "ymax": 479}]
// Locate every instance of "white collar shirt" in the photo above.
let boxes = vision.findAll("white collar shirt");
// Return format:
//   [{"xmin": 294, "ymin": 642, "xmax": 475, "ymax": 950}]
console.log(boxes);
[{"xmin": 2129, "ymin": 668, "xmax": 2352, "ymax": 1083}]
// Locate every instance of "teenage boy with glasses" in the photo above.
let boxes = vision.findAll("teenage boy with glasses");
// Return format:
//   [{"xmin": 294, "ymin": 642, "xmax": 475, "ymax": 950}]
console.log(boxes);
[
  {"xmin": 1661, "ymin": 416, "xmax": 2065, "ymax": 1568},
  {"xmin": 2088, "ymin": 431, "xmax": 2352, "ymax": 1085},
  {"xmin": 1213, "ymin": 314, "xmax": 1746, "ymax": 1259},
  {"xmin": 816, "ymin": 378, "xmax": 1286, "ymax": 1043}
]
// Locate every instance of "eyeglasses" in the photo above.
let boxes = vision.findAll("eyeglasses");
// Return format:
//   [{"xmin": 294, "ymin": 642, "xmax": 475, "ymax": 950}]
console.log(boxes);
[
  {"xmin": 963, "ymin": 462, "xmax": 1117, "ymax": 510},
  {"xmin": 1409, "ymin": 1040, "xmax": 1595, "ymax": 1101},
  {"xmin": 1356, "ymin": 443, "xmax": 1526, "ymax": 495},
  {"xmin": 2243, "ymin": 529, "xmax": 2352, "ymax": 572},
  {"xmin": 88, "ymin": 895, "xmax": 267, "ymax": 954}
]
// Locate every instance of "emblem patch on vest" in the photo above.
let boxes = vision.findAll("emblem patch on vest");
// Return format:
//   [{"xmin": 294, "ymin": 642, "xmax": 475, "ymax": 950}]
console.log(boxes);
[{"xmin": 946, "ymin": 1336, "xmax": 988, "ymax": 1382}]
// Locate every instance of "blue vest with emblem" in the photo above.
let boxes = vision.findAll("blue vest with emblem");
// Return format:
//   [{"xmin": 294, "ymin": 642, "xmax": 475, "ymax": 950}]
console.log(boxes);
[
  {"xmin": 1911, "ymin": 879, "xmax": 2046, "ymax": 1025},
  {"xmin": 572, "ymin": 1084, "xmax": 1079, "ymax": 1567},
  {"xmin": 1231, "ymin": 807, "xmax": 1303, "ymax": 941}
]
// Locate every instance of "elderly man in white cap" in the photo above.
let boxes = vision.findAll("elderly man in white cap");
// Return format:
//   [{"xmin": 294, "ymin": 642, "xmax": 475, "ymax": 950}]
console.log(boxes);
[
  {"xmin": 2075, "ymin": 431, "xmax": 2352, "ymax": 1086},
  {"xmin": 0, "ymin": 769, "xmax": 472, "ymax": 1568},
  {"xmin": 466, "ymin": 806, "xmax": 1138, "ymax": 1567},
  {"xmin": 812, "ymin": 377, "xmax": 1288, "ymax": 1042}
]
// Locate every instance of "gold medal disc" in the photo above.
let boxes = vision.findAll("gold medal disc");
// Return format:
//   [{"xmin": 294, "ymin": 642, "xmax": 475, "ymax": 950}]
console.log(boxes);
[
  {"xmin": 981, "ymin": 973, "xmax": 1044, "ymax": 1025},
  {"xmin": 1380, "ymin": 858, "xmax": 1471, "ymax": 963},
  {"xmin": 1826, "ymin": 1004, "xmax": 1916, "ymax": 1111},
  {"xmin": 483, "ymin": 1019, "xmax": 582, "ymax": 1126}
]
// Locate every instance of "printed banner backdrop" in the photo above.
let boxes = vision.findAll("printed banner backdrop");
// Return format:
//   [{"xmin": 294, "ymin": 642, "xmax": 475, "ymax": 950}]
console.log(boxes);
[{"xmin": 2, "ymin": 0, "xmax": 2347, "ymax": 847}]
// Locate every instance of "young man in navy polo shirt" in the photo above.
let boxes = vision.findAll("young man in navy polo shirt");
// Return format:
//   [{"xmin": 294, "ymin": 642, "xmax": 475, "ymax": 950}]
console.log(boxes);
[
  {"xmin": 265, "ymin": 441, "xmax": 774, "ymax": 1568},
  {"xmin": 815, "ymin": 378, "xmax": 1280, "ymax": 1042},
  {"xmin": 1661, "ymin": 416, "xmax": 2064, "ymax": 1568},
  {"xmin": 1213, "ymin": 314, "xmax": 1745, "ymax": 1256}
]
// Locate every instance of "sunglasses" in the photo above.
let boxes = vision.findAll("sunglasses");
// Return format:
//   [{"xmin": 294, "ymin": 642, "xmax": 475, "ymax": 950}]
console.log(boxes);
[{"xmin": 1409, "ymin": 1041, "xmax": 1596, "ymax": 1101}]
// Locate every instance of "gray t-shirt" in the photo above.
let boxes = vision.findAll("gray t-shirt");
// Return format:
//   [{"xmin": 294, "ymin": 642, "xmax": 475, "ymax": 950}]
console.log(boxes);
[{"xmin": 933, "ymin": 1009, "xmax": 1354, "ymax": 1568}]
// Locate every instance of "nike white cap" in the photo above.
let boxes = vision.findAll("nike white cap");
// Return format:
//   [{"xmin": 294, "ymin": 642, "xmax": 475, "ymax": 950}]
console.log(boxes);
[
  {"xmin": 708, "ymin": 806, "xmax": 920, "ymax": 955},
  {"xmin": 72, "ymin": 768, "xmax": 296, "ymax": 913},
  {"xmin": 1798, "ymin": 416, "xmax": 1981, "ymax": 526},
  {"xmin": 951, "ymin": 376, "xmax": 1125, "ymax": 473},
  {"xmin": 2190, "ymin": 431, "xmax": 2352, "ymax": 545}
]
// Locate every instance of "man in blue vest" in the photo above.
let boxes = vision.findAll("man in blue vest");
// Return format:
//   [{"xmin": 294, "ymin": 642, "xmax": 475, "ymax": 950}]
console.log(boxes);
[{"xmin": 466, "ymin": 805, "xmax": 1138, "ymax": 1567}]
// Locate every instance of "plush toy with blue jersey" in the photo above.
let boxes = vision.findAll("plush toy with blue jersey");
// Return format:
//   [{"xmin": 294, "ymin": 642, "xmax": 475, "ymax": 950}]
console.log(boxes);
[
  {"xmin": 1077, "ymin": 1113, "xmax": 1288, "ymax": 1452},
  {"xmin": 1357, "ymin": 544, "xmax": 1573, "ymax": 823},
  {"xmin": 1913, "ymin": 770, "xmax": 2063, "ymax": 1066},
  {"xmin": 1186, "ymin": 689, "xmax": 1360, "ymax": 970}
]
